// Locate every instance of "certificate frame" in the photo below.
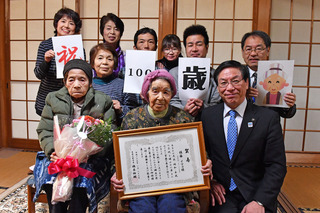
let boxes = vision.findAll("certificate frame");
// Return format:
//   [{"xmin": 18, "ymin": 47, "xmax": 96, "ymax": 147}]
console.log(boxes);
[{"xmin": 113, "ymin": 121, "xmax": 210, "ymax": 200}]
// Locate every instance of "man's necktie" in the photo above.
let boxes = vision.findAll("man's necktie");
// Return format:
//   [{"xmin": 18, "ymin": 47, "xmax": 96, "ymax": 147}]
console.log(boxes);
[
  {"xmin": 252, "ymin": 72, "xmax": 257, "ymax": 88},
  {"xmin": 227, "ymin": 110, "xmax": 237, "ymax": 191},
  {"xmin": 251, "ymin": 72, "xmax": 257, "ymax": 102}
]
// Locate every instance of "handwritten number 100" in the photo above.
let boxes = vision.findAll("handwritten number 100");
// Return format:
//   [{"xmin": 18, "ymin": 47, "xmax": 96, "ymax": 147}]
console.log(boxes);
[{"xmin": 129, "ymin": 68, "xmax": 152, "ymax": 76}]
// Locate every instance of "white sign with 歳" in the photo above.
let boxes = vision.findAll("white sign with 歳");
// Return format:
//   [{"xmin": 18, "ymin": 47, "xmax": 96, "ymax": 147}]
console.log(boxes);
[{"xmin": 178, "ymin": 58, "xmax": 211, "ymax": 101}]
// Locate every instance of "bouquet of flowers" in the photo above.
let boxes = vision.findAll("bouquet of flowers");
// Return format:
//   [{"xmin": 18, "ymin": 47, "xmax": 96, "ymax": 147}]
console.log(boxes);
[{"xmin": 48, "ymin": 115, "xmax": 114, "ymax": 204}]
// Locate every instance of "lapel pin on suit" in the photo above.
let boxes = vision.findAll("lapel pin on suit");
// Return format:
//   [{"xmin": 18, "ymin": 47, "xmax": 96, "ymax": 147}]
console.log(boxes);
[{"xmin": 248, "ymin": 118, "xmax": 255, "ymax": 128}]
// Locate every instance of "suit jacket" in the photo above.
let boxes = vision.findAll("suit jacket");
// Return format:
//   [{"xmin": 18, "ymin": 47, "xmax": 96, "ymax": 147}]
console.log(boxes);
[{"xmin": 201, "ymin": 102, "xmax": 286, "ymax": 212}]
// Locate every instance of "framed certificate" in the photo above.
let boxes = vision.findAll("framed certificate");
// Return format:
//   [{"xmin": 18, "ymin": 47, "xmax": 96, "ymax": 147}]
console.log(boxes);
[{"xmin": 113, "ymin": 121, "xmax": 210, "ymax": 200}]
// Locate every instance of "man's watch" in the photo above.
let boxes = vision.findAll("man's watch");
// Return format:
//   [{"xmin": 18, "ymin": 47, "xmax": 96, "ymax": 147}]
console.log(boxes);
[{"xmin": 255, "ymin": 200, "xmax": 264, "ymax": 206}]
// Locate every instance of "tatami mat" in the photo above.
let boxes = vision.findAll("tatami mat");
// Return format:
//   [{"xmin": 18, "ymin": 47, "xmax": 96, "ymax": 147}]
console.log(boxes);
[{"xmin": 282, "ymin": 164, "xmax": 320, "ymax": 209}]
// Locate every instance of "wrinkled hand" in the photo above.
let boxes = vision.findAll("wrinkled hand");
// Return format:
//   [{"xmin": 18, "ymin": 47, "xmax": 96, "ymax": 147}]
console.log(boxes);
[
  {"xmin": 201, "ymin": 159, "xmax": 212, "ymax": 178},
  {"xmin": 50, "ymin": 152, "xmax": 59, "ymax": 162},
  {"xmin": 246, "ymin": 87, "xmax": 259, "ymax": 98},
  {"xmin": 112, "ymin": 100, "xmax": 123, "ymax": 114},
  {"xmin": 284, "ymin": 92, "xmax": 296, "ymax": 108},
  {"xmin": 210, "ymin": 180, "xmax": 226, "ymax": 206},
  {"xmin": 184, "ymin": 98, "xmax": 203, "ymax": 117},
  {"xmin": 111, "ymin": 173, "xmax": 125, "ymax": 192},
  {"xmin": 44, "ymin": 50, "xmax": 55, "ymax": 62},
  {"xmin": 241, "ymin": 201, "xmax": 265, "ymax": 213}
]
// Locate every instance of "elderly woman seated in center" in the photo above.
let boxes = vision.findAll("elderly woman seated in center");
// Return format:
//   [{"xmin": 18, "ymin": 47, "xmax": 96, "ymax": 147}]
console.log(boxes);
[{"xmin": 111, "ymin": 69, "xmax": 212, "ymax": 213}]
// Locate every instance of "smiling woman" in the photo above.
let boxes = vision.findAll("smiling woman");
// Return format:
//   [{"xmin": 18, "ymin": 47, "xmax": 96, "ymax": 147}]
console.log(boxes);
[
  {"xmin": 90, "ymin": 43, "xmax": 137, "ymax": 123},
  {"xmin": 156, "ymin": 34, "xmax": 182, "ymax": 71},
  {"xmin": 100, "ymin": 13, "xmax": 125, "ymax": 77},
  {"xmin": 34, "ymin": 7, "xmax": 82, "ymax": 116}
]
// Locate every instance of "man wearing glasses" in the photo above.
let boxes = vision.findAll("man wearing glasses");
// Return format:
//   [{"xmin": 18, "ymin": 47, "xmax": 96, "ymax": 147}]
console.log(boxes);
[
  {"xmin": 241, "ymin": 31, "xmax": 296, "ymax": 118},
  {"xmin": 201, "ymin": 60, "xmax": 286, "ymax": 213}
]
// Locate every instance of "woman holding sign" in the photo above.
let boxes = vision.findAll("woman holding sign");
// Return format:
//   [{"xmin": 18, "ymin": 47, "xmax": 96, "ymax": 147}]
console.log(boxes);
[
  {"xmin": 111, "ymin": 69, "xmax": 212, "ymax": 213},
  {"xmin": 34, "ymin": 7, "xmax": 82, "ymax": 116},
  {"xmin": 90, "ymin": 43, "xmax": 137, "ymax": 124},
  {"xmin": 100, "ymin": 13, "xmax": 125, "ymax": 78}
]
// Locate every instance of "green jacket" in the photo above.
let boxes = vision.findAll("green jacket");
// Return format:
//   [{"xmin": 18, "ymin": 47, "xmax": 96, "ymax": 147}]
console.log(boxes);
[{"xmin": 37, "ymin": 86, "xmax": 116, "ymax": 159}]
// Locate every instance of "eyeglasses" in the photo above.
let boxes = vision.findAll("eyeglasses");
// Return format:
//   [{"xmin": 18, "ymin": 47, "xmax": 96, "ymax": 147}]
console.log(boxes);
[
  {"xmin": 163, "ymin": 47, "xmax": 179, "ymax": 54},
  {"xmin": 243, "ymin": 46, "xmax": 266, "ymax": 54},
  {"xmin": 218, "ymin": 79, "xmax": 243, "ymax": 88}
]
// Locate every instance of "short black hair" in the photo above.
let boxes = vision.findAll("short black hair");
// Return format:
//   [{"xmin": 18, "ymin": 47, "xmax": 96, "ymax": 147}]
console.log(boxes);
[
  {"xmin": 213, "ymin": 60, "xmax": 249, "ymax": 85},
  {"xmin": 53, "ymin": 7, "xmax": 82, "ymax": 36},
  {"xmin": 100, "ymin": 13, "xmax": 124, "ymax": 43},
  {"xmin": 133, "ymin": 27, "xmax": 158, "ymax": 50},
  {"xmin": 241, "ymin": 30, "xmax": 271, "ymax": 50},
  {"xmin": 183, "ymin": 25, "xmax": 209, "ymax": 47},
  {"xmin": 161, "ymin": 34, "xmax": 181, "ymax": 52}
]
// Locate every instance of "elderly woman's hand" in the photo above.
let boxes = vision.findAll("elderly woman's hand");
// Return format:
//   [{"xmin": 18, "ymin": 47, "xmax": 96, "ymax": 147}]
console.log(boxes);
[
  {"xmin": 44, "ymin": 50, "xmax": 55, "ymax": 63},
  {"xmin": 201, "ymin": 159, "xmax": 213, "ymax": 179},
  {"xmin": 111, "ymin": 173, "xmax": 125, "ymax": 192},
  {"xmin": 50, "ymin": 152, "xmax": 59, "ymax": 162}
]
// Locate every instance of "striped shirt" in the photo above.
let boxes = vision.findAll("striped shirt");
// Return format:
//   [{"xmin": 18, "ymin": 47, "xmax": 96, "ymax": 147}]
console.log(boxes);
[{"xmin": 34, "ymin": 38, "xmax": 64, "ymax": 115}]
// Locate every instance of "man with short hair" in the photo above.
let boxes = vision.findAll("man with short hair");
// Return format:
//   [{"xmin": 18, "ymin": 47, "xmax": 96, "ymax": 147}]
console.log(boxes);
[
  {"xmin": 169, "ymin": 25, "xmax": 220, "ymax": 117},
  {"xmin": 241, "ymin": 30, "xmax": 296, "ymax": 118},
  {"xmin": 119, "ymin": 27, "xmax": 158, "ymax": 103},
  {"xmin": 133, "ymin": 27, "xmax": 158, "ymax": 51},
  {"xmin": 201, "ymin": 60, "xmax": 286, "ymax": 213}
]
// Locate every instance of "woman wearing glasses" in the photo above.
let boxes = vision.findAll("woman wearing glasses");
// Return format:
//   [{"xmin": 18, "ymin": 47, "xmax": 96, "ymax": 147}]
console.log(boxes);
[{"xmin": 156, "ymin": 34, "xmax": 183, "ymax": 71}]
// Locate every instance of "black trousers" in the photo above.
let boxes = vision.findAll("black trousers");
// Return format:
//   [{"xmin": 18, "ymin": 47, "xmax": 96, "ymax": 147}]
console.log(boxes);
[
  {"xmin": 209, "ymin": 188, "xmax": 276, "ymax": 213},
  {"xmin": 43, "ymin": 184, "xmax": 89, "ymax": 213}
]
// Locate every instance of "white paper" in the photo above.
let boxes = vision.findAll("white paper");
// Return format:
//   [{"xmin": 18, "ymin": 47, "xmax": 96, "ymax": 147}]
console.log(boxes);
[
  {"xmin": 119, "ymin": 128, "xmax": 203, "ymax": 194},
  {"xmin": 52, "ymin": 35, "xmax": 85, "ymax": 79},
  {"xmin": 123, "ymin": 50, "xmax": 156, "ymax": 94},
  {"xmin": 178, "ymin": 58, "xmax": 211, "ymax": 101},
  {"xmin": 256, "ymin": 60, "xmax": 294, "ymax": 108}
]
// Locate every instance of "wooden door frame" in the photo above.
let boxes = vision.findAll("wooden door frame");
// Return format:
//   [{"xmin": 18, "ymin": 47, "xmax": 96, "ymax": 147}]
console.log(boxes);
[
  {"xmin": 0, "ymin": 0, "xmax": 10, "ymax": 148},
  {"xmin": 253, "ymin": 0, "xmax": 272, "ymax": 33},
  {"xmin": 158, "ymin": 0, "xmax": 177, "ymax": 59}
]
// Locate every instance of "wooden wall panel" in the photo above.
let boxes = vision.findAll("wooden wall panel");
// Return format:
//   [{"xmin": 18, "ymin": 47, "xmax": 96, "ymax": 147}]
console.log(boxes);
[
  {"xmin": 0, "ymin": 0, "xmax": 10, "ymax": 148},
  {"xmin": 158, "ymin": 0, "xmax": 176, "ymax": 57},
  {"xmin": 253, "ymin": 0, "xmax": 272, "ymax": 33}
]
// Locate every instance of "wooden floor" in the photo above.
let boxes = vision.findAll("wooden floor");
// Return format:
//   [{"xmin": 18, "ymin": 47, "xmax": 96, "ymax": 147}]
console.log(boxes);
[
  {"xmin": 281, "ymin": 163, "xmax": 320, "ymax": 210},
  {"xmin": 0, "ymin": 148, "xmax": 37, "ymax": 195}
]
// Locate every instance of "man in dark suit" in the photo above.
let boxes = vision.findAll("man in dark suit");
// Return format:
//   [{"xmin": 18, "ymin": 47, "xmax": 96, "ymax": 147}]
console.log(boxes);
[{"xmin": 201, "ymin": 60, "xmax": 286, "ymax": 213}]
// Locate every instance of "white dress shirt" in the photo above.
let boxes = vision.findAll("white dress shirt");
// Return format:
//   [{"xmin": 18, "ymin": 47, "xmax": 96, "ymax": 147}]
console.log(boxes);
[{"xmin": 223, "ymin": 99, "xmax": 247, "ymax": 143}]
